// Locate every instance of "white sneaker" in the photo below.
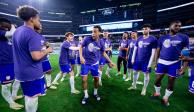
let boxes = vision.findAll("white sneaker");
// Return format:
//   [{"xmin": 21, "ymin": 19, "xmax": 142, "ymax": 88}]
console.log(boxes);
[
  {"xmin": 71, "ymin": 89, "xmax": 80, "ymax": 94},
  {"xmin": 125, "ymin": 78, "xmax": 131, "ymax": 82},
  {"xmin": 115, "ymin": 72, "xmax": 121, "ymax": 76},
  {"xmin": 136, "ymin": 81, "xmax": 143, "ymax": 85},
  {"xmin": 10, "ymin": 102, "xmax": 24, "ymax": 110},
  {"xmin": 60, "ymin": 77, "xmax": 65, "ymax": 82},
  {"xmin": 141, "ymin": 88, "xmax": 147, "ymax": 96},
  {"xmin": 105, "ymin": 73, "xmax": 111, "ymax": 78},
  {"xmin": 123, "ymin": 75, "xmax": 126, "ymax": 80},
  {"xmin": 49, "ymin": 85, "xmax": 57, "ymax": 89},
  {"xmin": 52, "ymin": 81, "xmax": 59, "ymax": 85},
  {"xmin": 128, "ymin": 86, "xmax": 137, "ymax": 90},
  {"xmin": 13, "ymin": 95, "xmax": 23, "ymax": 101},
  {"xmin": 75, "ymin": 74, "xmax": 79, "ymax": 77}
]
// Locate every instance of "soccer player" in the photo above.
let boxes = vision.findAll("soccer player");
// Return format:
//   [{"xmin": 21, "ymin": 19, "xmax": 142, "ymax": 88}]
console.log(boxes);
[
  {"xmin": 75, "ymin": 36, "xmax": 84, "ymax": 77},
  {"xmin": 153, "ymin": 20, "xmax": 189, "ymax": 106},
  {"xmin": 52, "ymin": 32, "xmax": 80, "ymax": 94},
  {"xmin": 99, "ymin": 31, "xmax": 112, "ymax": 86},
  {"xmin": 35, "ymin": 26, "xmax": 57, "ymax": 90},
  {"xmin": 0, "ymin": 18, "xmax": 23, "ymax": 110},
  {"xmin": 129, "ymin": 24, "xmax": 157, "ymax": 96},
  {"xmin": 80, "ymin": 25, "xmax": 115, "ymax": 105},
  {"xmin": 13, "ymin": 5, "xmax": 53, "ymax": 112},
  {"xmin": 116, "ymin": 32, "xmax": 129, "ymax": 80}
]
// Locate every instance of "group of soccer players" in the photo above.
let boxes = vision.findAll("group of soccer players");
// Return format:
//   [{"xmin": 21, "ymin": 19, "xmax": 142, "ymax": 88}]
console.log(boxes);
[{"xmin": 0, "ymin": 5, "xmax": 194, "ymax": 112}]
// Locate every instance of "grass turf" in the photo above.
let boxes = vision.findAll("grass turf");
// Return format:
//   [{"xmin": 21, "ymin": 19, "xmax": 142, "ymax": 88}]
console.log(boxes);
[{"xmin": 0, "ymin": 54, "xmax": 194, "ymax": 112}]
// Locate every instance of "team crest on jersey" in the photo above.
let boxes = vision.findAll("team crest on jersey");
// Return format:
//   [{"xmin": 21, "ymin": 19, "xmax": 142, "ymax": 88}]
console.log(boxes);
[
  {"xmin": 105, "ymin": 43, "xmax": 110, "ymax": 49},
  {"xmin": 163, "ymin": 39, "xmax": 171, "ymax": 48},
  {"xmin": 121, "ymin": 43, "xmax": 126, "ymax": 47},
  {"xmin": 138, "ymin": 41, "xmax": 143, "ymax": 48},
  {"xmin": 129, "ymin": 42, "xmax": 134, "ymax": 48},
  {"xmin": 88, "ymin": 43, "xmax": 100, "ymax": 52}
]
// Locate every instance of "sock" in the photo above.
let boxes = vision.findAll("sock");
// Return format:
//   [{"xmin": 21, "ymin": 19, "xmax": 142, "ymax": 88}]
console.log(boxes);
[
  {"xmin": 98, "ymin": 70, "xmax": 102, "ymax": 83},
  {"xmin": 143, "ymin": 73, "xmax": 150, "ymax": 89},
  {"xmin": 188, "ymin": 68, "xmax": 191, "ymax": 77},
  {"xmin": 137, "ymin": 72, "xmax": 140, "ymax": 81},
  {"xmin": 163, "ymin": 89, "xmax": 173, "ymax": 100},
  {"xmin": 70, "ymin": 76, "xmax": 75, "ymax": 91},
  {"xmin": 2, "ymin": 83, "xmax": 15, "ymax": 105},
  {"xmin": 25, "ymin": 96, "xmax": 38, "ymax": 112},
  {"xmin": 105, "ymin": 67, "xmax": 111, "ymax": 74},
  {"xmin": 154, "ymin": 85, "xmax": 161, "ymax": 95},
  {"xmin": 77, "ymin": 65, "xmax": 80, "ymax": 75},
  {"xmin": 12, "ymin": 80, "xmax": 20, "ymax": 98},
  {"xmin": 84, "ymin": 90, "xmax": 89, "ymax": 98},
  {"xmin": 53, "ymin": 73, "xmax": 62, "ymax": 83},
  {"xmin": 94, "ymin": 88, "xmax": 98, "ymax": 95},
  {"xmin": 45, "ymin": 74, "xmax": 51, "ymax": 87},
  {"xmin": 62, "ymin": 73, "xmax": 67, "ymax": 79},
  {"xmin": 132, "ymin": 71, "xmax": 138, "ymax": 87},
  {"xmin": 128, "ymin": 69, "xmax": 131, "ymax": 79}
]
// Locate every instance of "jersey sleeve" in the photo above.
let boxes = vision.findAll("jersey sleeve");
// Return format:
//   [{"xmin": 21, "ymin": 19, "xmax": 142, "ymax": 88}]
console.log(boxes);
[
  {"xmin": 183, "ymin": 35, "xmax": 189, "ymax": 49},
  {"xmin": 100, "ymin": 39, "xmax": 105, "ymax": 52},
  {"xmin": 28, "ymin": 33, "xmax": 42, "ymax": 52},
  {"xmin": 82, "ymin": 37, "xmax": 89, "ymax": 47},
  {"xmin": 61, "ymin": 41, "xmax": 71, "ymax": 49},
  {"xmin": 152, "ymin": 37, "xmax": 157, "ymax": 49},
  {"xmin": 157, "ymin": 36, "xmax": 163, "ymax": 49}
]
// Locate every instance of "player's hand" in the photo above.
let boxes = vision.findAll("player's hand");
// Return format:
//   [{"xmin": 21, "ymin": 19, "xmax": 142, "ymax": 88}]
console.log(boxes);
[
  {"xmin": 45, "ymin": 42, "xmax": 50, "ymax": 48},
  {"xmin": 80, "ymin": 56, "xmax": 85, "ymax": 64},
  {"xmin": 109, "ymin": 62, "xmax": 116, "ymax": 68},
  {"xmin": 46, "ymin": 46, "xmax": 53, "ymax": 53},
  {"xmin": 179, "ymin": 55, "xmax": 189, "ymax": 61},
  {"xmin": 178, "ymin": 66, "xmax": 186, "ymax": 76}
]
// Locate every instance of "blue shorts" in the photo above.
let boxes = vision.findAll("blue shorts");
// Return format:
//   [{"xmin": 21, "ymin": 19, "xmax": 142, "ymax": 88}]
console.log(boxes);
[
  {"xmin": 69, "ymin": 59, "xmax": 76, "ymax": 65},
  {"xmin": 156, "ymin": 61, "xmax": 181, "ymax": 77},
  {"xmin": 42, "ymin": 60, "xmax": 52, "ymax": 73},
  {"xmin": 189, "ymin": 68, "xmax": 194, "ymax": 93},
  {"xmin": 76, "ymin": 57, "xmax": 81, "ymax": 65},
  {"xmin": 81, "ymin": 64, "xmax": 99, "ymax": 77},
  {"xmin": 127, "ymin": 58, "xmax": 133, "ymax": 69},
  {"xmin": 20, "ymin": 77, "xmax": 46, "ymax": 97},
  {"xmin": 133, "ymin": 61, "xmax": 151, "ymax": 73},
  {"xmin": 99, "ymin": 57, "xmax": 109, "ymax": 66},
  {"xmin": 60, "ymin": 64, "xmax": 72, "ymax": 73},
  {"xmin": 0, "ymin": 64, "xmax": 15, "ymax": 84}
]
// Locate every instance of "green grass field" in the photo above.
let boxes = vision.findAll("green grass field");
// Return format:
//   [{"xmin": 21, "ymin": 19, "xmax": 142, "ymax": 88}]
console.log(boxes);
[{"xmin": 0, "ymin": 55, "xmax": 194, "ymax": 112}]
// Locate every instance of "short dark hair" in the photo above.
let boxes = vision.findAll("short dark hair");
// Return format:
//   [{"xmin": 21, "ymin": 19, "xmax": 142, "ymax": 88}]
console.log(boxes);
[
  {"xmin": 142, "ymin": 24, "xmax": 152, "ymax": 28},
  {"xmin": 170, "ymin": 20, "xmax": 181, "ymax": 26},
  {"xmin": 17, "ymin": 5, "xmax": 39, "ymax": 21},
  {"xmin": 123, "ymin": 31, "xmax": 129, "ymax": 37},
  {"xmin": 65, "ymin": 32, "xmax": 74, "ymax": 37},
  {"xmin": 93, "ymin": 25, "xmax": 102, "ymax": 32},
  {"xmin": 0, "ymin": 18, "xmax": 11, "ymax": 24}
]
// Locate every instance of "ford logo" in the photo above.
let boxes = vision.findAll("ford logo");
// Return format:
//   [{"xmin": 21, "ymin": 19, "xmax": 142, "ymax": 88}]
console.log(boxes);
[{"xmin": 102, "ymin": 9, "xmax": 114, "ymax": 15}]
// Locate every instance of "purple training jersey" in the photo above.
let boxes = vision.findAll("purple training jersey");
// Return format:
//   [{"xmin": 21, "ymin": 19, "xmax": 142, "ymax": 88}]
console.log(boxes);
[
  {"xmin": 12, "ymin": 25, "xmax": 44, "ymax": 81},
  {"xmin": 0, "ymin": 30, "xmax": 13, "ymax": 64},
  {"xmin": 82, "ymin": 36, "xmax": 105, "ymax": 65},
  {"xmin": 69, "ymin": 41, "xmax": 77, "ymax": 59},
  {"xmin": 158, "ymin": 33, "xmax": 189, "ymax": 61},
  {"xmin": 128, "ymin": 39, "xmax": 136, "ymax": 59},
  {"xmin": 59, "ymin": 41, "xmax": 71, "ymax": 65},
  {"xmin": 135, "ymin": 35, "xmax": 157, "ymax": 62},
  {"xmin": 118, "ymin": 39, "xmax": 129, "ymax": 58}
]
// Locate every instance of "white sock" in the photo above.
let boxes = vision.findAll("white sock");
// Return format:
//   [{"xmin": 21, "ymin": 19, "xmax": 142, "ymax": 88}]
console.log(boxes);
[
  {"xmin": 2, "ymin": 83, "xmax": 15, "ymax": 105},
  {"xmin": 94, "ymin": 88, "xmax": 98, "ymax": 95},
  {"xmin": 53, "ymin": 73, "xmax": 62, "ymax": 83},
  {"xmin": 132, "ymin": 71, "xmax": 138, "ymax": 87},
  {"xmin": 62, "ymin": 73, "xmax": 67, "ymax": 79},
  {"xmin": 163, "ymin": 89, "xmax": 173, "ymax": 100},
  {"xmin": 154, "ymin": 85, "xmax": 161, "ymax": 95},
  {"xmin": 128, "ymin": 69, "xmax": 132, "ymax": 79},
  {"xmin": 45, "ymin": 74, "xmax": 51, "ymax": 87},
  {"xmin": 105, "ymin": 67, "xmax": 111, "ymax": 74},
  {"xmin": 143, "ymin": 73, "xmax": 150, "ymax": 89},
  {"xmin": 70, "ymin": 76, "xmax": 75, "ymax": 91},
  {"xmin": 77, "ymin": 65, "xmax": 80, "ymax": 75},
  {"xmin": 99, "ymin": 70, "xmax": 102, "ymax": 83},
  {"xmin": 12, "ymin": 80, "xmax": 20, "ymax": 98},
  {"xmin": 188, "ymin": 68, "xmax": 191, "ymax": 77},
  {"xmin": 84, "ymin": 90, "xmax": 89, "ymax": 98},
  {"xmin": 25, "ymin": 96, "xmax": 38, "ymax": 112}
]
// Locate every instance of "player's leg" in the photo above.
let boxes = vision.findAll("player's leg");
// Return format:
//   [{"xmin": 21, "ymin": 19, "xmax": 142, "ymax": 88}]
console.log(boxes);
[
  {"xmin": 151, "ymin": 74, "xmax": 165, "ymax": 98},
  {"xmin": 123, "ymin": 58, "xmax": 127, "ymax": 80},
  {"xmin": 141, "ymin": 62, "xmax": 151, "ymax": 96},
  {"xmin": 116, "ymin": 57, "xmax": 122, "ymax": 76},
  {"xmin": 81, "ymin": 64, "xmax": 89, "ymax": 104},
  {"xmin": 75, "ymin": 57, "xmax": 81, "ymax": 77},
  {"xmin": 105, "ymin": 65, "xmax": 111, "ymax": 78},
  {"xmin": 45, "ymin": 71, "xmax": 57, "ymax": 89},
  {"xmin": 52, "ymin": 71, "xmax": 63, "ymax": 85},
  {"xmin": 189, "ymin": 69, "xmax": 194, "ymax": 93},
  {"xmin": 12, "ymin": 80, "xmax": 23, "ymax": 100},
  {"xmin": 69, "ymin": 70, "xmax": 80, "ymax": 94},
  {"xmin": 98, "ymin": 65, "xmax": 103, "ymax": 86}
]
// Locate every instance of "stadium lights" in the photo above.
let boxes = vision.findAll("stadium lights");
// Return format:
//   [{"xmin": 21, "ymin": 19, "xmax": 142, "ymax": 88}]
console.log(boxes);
[
  {"xmin": 79, "ymin": 19, "xmax": 143, "ymax": 27},
  {"xmin": 157, "ymin": 1, "xmax": 194, "ymax": 12},
  {"xmin": 0, "ymin": 12, "xmax": 72, "ymax": 23}
]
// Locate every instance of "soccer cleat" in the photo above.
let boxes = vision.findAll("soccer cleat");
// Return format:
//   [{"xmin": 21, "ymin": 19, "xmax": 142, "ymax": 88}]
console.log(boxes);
[
  {"xmin": 52, "ymin": 81, "xmax": 59, "ymax": 85},
  {"xmin": 13, "ymin": 95, "xmax": 23, "ymax": 101},
  {"xmin": 60, "ymin": 77, "xmax": 65, "ymax": 82},
  {"xmin": 161, "ymin": 98, "xmax": 170, "ymax": 107},
  {"xmin": 49, "ymin": 85, "xmax": 57, "ymax": 89},
  {"xmin": 115, "ymin": 72, "xmax": 121, "ymax": 76},
  {"xmin": 75, "ymin": 74, "xmax": 79, "ymax": 77},
  {"xmin": 93, "ymin": 94, "xmax": 101, "ymax": 101},
  {"xmin": 136, "ymin": 81, "xmax": 143, "ymax": 85},
  {"xmin": 125, "ymin": 77, "xmax": 131, "ymax": 82},
  {"xmin": 128, "ymin": 86, "xmax": 137, "ymax": 90},
  {"xmin": 71, "ymin": 89, "xmax": 80, "ymax": 94},
  {"xmin": 141, "ymin": 88, "xmax": 147, "ymax": 96},
  {"xmin": 10, "ymin": 102, "xmax": 24, "ymax": 110},
  {"xmin": 81, "ymin": 97, "xmax": 89, "ymax": 105},
  {"xmin": 123, "ymin": 75, "xmax": 127, "ymax": 80},
  {"xmin": 150, "ymin": 93, "xmax": 160, "ymax": 100}
]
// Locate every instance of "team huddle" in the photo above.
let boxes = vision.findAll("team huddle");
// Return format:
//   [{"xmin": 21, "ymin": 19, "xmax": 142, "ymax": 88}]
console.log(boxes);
[{"xmin": 0, "ymin": 5, "xmax": 194, "ymax": 112}]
